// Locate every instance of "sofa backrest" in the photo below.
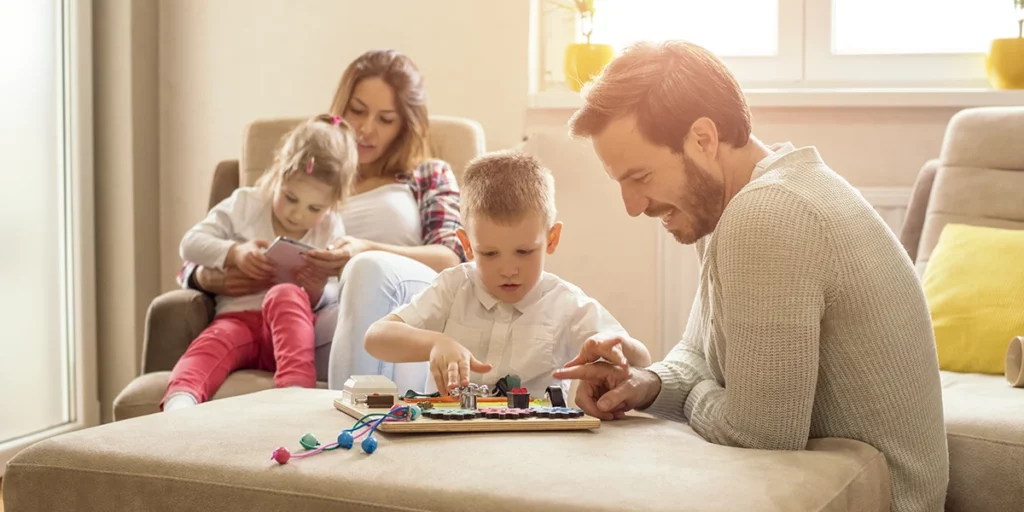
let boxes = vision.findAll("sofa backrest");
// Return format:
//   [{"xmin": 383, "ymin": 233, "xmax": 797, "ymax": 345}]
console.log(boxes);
[
  {"xmin": 913, "ymin": 107, "xmax": 1024, "ymax": 275},
  {"xmin": 239, "ymin": 115, "xmax": 486, "ymax": 188}
]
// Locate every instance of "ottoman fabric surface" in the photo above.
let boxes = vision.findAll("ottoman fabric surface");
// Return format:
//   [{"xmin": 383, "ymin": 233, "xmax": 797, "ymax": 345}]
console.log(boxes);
[{"xmin": 4, "ymin": 388, "xmax": 890, "ymax": 511}]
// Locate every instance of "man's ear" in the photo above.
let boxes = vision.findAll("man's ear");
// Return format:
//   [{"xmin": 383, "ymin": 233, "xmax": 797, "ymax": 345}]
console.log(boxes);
[
  {"xmin": 456, "ymin": 228, "xmax": 474, "ymax": 261},
  {"xmin": 546, "ymin": 222, "xmax": 563, "ymax": 254},
  {"xmin": 688, "ymin": 117, "xmax": 720, "ymax": 161}
]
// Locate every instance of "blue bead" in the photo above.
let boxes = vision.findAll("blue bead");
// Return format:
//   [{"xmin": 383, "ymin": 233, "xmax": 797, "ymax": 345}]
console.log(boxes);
[
  {"xmin": 361, "ymin": 436, "xmax": 378, "ymax": 454},
  {"xmin": 337, "ymin": 431, "xmax": 354, "ymax": 449}
]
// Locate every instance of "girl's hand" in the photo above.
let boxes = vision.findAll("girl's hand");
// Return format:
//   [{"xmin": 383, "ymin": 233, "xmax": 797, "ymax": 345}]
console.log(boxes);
[
  {"xmin": 293, "ymin": 265, "xmax": 330, "ymax": 306},
  {"xmin": 428, "ymin": 335, "xmax": 493, "ymax": 396},
  {"xmin": 304, "ymin": 236, "xmax": 372, "ymax": 274},
  {"xmin": 227, "ymin": 240, "xmax": 275, "ymax": 280}
]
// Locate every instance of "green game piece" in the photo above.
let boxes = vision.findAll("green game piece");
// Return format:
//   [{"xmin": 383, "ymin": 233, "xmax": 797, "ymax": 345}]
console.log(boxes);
[
  {"xmin": 299, "ymin": 433, "xmax": 320, "ymax": 450},
  {"xmin": 506, "ymin": 375, "xmax": 521, "ymax": 389}
]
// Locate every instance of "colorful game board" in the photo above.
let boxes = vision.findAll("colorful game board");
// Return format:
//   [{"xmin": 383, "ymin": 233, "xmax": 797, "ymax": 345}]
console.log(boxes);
[{"xmin": 333, "ymin": 398, "xmax": 600, "ymax": 433}]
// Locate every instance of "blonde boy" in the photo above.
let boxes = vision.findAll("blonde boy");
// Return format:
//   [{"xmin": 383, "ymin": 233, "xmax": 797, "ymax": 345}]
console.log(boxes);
[{"xmin": 364, "ymin": 150, "xmax": 651, "ymax": 396}]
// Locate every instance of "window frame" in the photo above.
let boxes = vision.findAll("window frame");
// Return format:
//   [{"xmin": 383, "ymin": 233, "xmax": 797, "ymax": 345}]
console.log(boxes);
[{"xmin": 538, "ymin": 0, "xmax": 998, "ymax": 91}]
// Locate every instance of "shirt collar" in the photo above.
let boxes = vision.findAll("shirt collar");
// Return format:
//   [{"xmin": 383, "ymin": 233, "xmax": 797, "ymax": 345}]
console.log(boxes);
[
  {"xmin": 749, "ymin": 142, "xmax": 824, "ymax": 182},
  {"xmin": 750, "ymin": 141, "xmax": 797, "ymax": 181},
  {"xmin": 469, "ymin": 263, "xmax": 501, "ymax": 311}
]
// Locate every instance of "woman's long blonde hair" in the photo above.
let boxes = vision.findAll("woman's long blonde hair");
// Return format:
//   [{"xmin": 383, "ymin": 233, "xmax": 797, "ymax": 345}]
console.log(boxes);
[
  {"xmin": 328, "ymin": 49, "xmax": 431, "ymax": 179},
  {"xmin": 255, "ymin": 114, "xmax": 359, "ymax": 209}
]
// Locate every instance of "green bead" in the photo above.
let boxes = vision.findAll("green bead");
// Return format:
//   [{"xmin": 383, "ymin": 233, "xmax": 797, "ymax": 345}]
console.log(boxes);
[{"xmin": 299, "ymin": 433, "xmax": 321, "ymax": 450}]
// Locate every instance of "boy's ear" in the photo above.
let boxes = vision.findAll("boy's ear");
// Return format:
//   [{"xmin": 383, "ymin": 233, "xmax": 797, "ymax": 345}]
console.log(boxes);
[
  {"xmin": 456, "ymin": 228, "xmax": 474, "ymax": 261},
  {"xmin": 546, "ymin": 222, "xmax": 563, "ymax": 254}
]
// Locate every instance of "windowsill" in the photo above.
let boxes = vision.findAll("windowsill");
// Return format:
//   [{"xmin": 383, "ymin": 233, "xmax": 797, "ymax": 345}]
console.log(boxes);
[{"xmin": 529, "ymin": 88, "xmax": 1024, "ymax": 109}]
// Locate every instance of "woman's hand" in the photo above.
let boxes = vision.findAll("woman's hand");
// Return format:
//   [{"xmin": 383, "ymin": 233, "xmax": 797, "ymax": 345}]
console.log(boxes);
[
  {"xmin": 428, "ymin": 335, "xmax": 493, "ymax": 396},
  {"xmin": 227, "ymin": 240, "xmax": 275, "ymax": 280},
  {"xmin": 303, "ymin": 236, "xmax": 373, "ymax": 274},
  {"xmin": 196, "ymin": 266, "xmax": 273, "ymax": 297},
  {"xmin": 293, "ymin": 265, "xmax": 330, "ymax": 306}
]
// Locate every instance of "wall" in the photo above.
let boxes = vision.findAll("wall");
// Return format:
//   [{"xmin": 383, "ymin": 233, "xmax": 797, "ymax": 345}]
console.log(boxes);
[
  {"xmin": 524, "ymin": 107, "xmax": 956, "ymax": 355},
  {"xmin": 158, "ymin": 0, "xmax": 531, "ymax": 291},
  {"xmin": 148, "ymin": 3, "xmax": 961, "ymax": 369},
  {"xmin": 93, "ymin": 0, "xmax": 161, "ymax": 422}
]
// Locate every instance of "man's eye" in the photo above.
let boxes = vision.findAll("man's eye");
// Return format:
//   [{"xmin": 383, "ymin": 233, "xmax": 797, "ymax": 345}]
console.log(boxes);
[{"xmin": 517, "ymin": 249, "xmax": 536, "ymax": 255}]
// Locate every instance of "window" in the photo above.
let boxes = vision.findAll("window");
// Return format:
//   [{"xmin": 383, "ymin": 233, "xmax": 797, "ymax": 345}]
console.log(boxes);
[
  {"xmin": 539, "ymin": 0, "xmax": 1019, "ymax": 89},
  {"xmin": 591, "ymin": 0, "xmax": 780, "ymax": 56},
  {"xmin": 832, "ymin": 0, "xmax": 1017, "ymax": 54},
  {"xmin": 0, "ymin": 0, "xmax": 97, "ymax": 471}
]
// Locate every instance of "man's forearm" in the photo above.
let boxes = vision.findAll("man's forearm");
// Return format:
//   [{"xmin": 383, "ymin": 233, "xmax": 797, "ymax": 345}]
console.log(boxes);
[{"xmin": 638, "ymin": 343, "xmax": 713, "ymax": 423}]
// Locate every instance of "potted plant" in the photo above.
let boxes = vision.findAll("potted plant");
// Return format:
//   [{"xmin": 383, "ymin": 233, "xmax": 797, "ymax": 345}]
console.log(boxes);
[
  {"xmin": 552, "ymin": 0, "xmax": 615, "ymax": 92},
  {"xmin": 985, "ymin": 0, "xmax": 1024, "ymax": 89}
]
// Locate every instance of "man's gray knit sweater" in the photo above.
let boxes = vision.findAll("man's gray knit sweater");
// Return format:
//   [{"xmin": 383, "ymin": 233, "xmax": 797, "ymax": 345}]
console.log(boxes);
[{"xmin": 644, "ymin": 143, "xmax": 949, "ymax": 512}]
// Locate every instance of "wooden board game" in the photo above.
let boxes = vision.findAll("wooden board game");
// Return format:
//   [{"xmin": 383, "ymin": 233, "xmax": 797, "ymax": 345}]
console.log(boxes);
[{"xmin": 334, "ymin": 398, "xmax": 600, "ymax": 433}]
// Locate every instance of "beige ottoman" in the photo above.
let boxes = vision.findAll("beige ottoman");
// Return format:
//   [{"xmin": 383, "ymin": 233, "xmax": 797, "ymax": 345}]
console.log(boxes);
[{"xmin": 4, "ymin": 388, "xmax": 890, "ymax": 511}]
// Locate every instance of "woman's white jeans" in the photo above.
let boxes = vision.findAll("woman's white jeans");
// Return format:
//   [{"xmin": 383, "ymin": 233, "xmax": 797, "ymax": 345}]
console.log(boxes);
[{"xmin": 312, "ymin": 251, "xmax": 436, "ymax": 394}]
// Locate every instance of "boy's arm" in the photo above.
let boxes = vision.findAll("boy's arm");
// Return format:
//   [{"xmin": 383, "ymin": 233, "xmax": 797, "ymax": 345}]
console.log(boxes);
[
  {"xmin": 364, "ymin": 314, "xmax": 446, "ymax": 363},
  {"xmin": 363, "ymin": 266, "xmax": 464, "ymax": 361},
  {"xmin": 568, "ymin": 296, "xmax": 652, "ymax": 368}
]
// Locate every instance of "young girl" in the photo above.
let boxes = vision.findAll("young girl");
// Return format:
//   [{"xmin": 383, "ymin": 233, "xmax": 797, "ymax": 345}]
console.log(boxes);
[{"xmin": 162, "ymin": 114, "xmax": 359, "ymax": 411}]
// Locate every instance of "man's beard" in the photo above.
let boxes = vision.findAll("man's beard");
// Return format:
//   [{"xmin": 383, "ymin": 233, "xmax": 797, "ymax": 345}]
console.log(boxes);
[{"xmin": 646, "ymin": 154, "xmax": 725, "ymax": 245}]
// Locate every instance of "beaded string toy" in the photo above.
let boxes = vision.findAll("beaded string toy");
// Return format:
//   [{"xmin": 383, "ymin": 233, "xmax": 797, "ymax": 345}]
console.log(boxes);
[{"xmin": 270, "ymin": 403, "xmax": 421, "ymax": 464}]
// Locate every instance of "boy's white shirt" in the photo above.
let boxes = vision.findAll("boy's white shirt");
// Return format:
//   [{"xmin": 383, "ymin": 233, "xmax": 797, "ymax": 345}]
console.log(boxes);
[
  {"xmin": 180, "ymin": 187, "xmax": 346, "ymax": 315},
  {"xmin": 393, "ymin": 261, "xmax": 631, "ymax": 396}
]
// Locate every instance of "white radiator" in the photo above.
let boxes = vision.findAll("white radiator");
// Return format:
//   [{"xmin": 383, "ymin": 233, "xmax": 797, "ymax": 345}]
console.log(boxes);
[{"xmin": 656, "ymin": 187, "xmax": 912, "ymax": 357}]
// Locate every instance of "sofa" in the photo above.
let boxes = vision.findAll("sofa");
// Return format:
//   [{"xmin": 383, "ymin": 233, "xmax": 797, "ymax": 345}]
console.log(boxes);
[
  {"xmin": 111, "ymin": 115, "xmax": 486, "ymax": 421},
  {"xmin": 898, "ymin": 106, "xmax": 1024, "ymax": 511}
]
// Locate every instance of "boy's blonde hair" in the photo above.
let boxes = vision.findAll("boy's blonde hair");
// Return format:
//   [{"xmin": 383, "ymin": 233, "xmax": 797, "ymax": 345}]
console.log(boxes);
[
  {"xmin": 256, "ymin": 114, "xmax": 359, "ymax": 208},
  {"xmin": 460, "ymin": 150, "xmax": 557, "ymax": 227}
]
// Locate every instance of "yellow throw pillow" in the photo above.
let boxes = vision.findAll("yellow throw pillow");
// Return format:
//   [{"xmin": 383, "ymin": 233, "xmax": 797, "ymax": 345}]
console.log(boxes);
[{"xmin": 922, "ymin": 223, "xmax": 1024, "ymax": 374}]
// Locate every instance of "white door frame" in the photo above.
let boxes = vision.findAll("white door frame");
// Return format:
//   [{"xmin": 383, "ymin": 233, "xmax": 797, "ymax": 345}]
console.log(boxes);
[{"xmin": 0, "ymin": 0, "xmax": 98, "ymax": 476}]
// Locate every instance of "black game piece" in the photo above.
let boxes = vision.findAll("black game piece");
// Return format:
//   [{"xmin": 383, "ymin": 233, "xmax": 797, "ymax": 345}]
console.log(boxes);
[{"xmin": 546, "ymin": 386, "xmax": 566, "ymax": 408}]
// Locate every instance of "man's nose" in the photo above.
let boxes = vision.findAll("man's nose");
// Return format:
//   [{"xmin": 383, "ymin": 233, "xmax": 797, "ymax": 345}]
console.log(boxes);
[{"xmin": 621, "ymin": 185, "xmax": 649, "ymax": 218}]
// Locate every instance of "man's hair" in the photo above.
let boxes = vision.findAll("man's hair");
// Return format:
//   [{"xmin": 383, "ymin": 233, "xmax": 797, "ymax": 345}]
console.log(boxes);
[
  {"xmin": 460, "ymin": 150, "xmax": 557, "ymax": 227},
  {"xmin": 568, "ymin": 40, "xmax": 752, "ymax": 152}
]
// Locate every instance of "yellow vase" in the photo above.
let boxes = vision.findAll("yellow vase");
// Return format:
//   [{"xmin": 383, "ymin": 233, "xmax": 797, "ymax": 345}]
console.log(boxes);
[
  {"xmin": 564, "ymin": 43, "xmax": 615, "ymax": 92},
  {"xmin": 985, "ymin": 38, "xmax": 1024, "ymax": 89}
]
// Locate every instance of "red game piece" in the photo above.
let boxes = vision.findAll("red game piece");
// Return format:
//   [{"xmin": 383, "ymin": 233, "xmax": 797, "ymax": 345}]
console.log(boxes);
[{"xmin": 272, "ymin": 447, "xmax": 291, "ymax": 464}]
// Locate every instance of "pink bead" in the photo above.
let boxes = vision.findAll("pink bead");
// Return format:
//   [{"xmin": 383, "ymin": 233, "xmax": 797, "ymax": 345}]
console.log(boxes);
[{"xmin": 273, "ymin": 447, "xmax": 291, "ymax": 464}]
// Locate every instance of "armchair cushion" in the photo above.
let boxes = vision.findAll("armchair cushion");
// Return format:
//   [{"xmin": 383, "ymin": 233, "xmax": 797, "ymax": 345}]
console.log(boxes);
[
  {"xmin": 239, "ymin": 115, "xmax": 485, "ymax": 188},
  {"xmin": 922, "ymin": 223, "xmax": 1024, "ymax": 374}
]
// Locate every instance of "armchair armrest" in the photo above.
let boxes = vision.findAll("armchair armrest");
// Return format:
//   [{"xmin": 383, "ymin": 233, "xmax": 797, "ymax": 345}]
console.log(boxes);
[
  {"xmin": 141, "ymin": 290, "xmax": 214, "ymax": 373},
  {"xmin": 209, "ymin": 159, "xmax": 240, "ymax": 210},
  {"xmin": 899, "ymin": 158, "xmax": 940, "ymax": 263}
]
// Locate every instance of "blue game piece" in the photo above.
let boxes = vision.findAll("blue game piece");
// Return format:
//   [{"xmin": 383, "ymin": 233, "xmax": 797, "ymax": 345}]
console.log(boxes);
[
  {"xmin": 361, "ymin": 436, "xmax": 378, "ymax": 454},
  {"xmin": 338, "ymin": 431, "xmax": 354, "ymax": 449}
]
